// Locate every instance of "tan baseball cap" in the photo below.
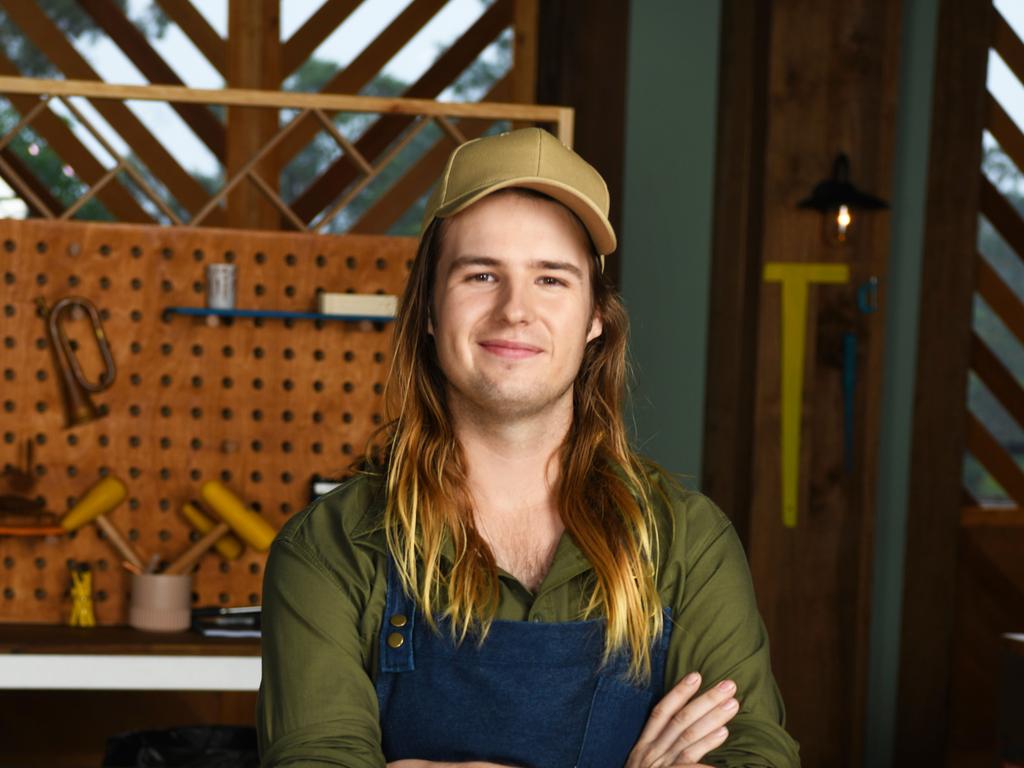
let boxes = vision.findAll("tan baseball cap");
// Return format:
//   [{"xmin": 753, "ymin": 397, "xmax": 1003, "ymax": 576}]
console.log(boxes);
[{"xmin": 421, "ymin": 127, "xmax": 617, "ymax": 266}]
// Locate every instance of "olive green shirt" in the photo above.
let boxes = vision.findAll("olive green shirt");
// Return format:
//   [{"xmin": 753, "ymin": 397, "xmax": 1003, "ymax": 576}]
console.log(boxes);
[{"xmin": 257, "ymin": 472, "xmax": 800, "ymax": 767}]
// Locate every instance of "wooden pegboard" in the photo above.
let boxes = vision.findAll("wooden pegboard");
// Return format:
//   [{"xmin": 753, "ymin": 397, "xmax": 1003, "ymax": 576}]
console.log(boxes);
[{"xmin": 0, "ymin": 219, "xmax": 415, "ymax": 624}]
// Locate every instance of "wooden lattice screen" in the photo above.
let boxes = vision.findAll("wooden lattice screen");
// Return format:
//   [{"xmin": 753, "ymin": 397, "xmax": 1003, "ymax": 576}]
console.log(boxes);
[
  {"xmin": 967, "ymin": 8, "xmax": 1024, "ymax": 522},
  {"xmin": 0, "ymin": 0, "xmax": 541, "ymax": 231},
  {"xmin": 0, "ymin": 219, "xmax": 415, "ymax": 624}
]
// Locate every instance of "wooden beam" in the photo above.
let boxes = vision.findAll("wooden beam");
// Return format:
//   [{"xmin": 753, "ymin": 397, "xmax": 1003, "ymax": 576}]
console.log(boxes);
[
  {"xmin": 227, "ymin": 0, "xmax": 280, "ymax": 228},
  {"xmin": 0, "ymin": 74, "xmax": 562, "ymax": 123},
  {"xmin": 976, "ymin": 256, "xmax": 1024, "ymax": 346},
  {"xmin": 967, "ymin": 412, "xmax": 1024, "ymax": 510},
  {"xmin": 986, "ymin": 96, "xmax": 1024, "ymax": 194},
  {"xmin": 282, "ymin": 0, "xmax": 360, "ymax": 78},
  {"xmin": 0, "ymin": 1, "xmax": 223, "ymax": 223},
  {"xmin": 277, "ymin": 0, "xmax": 450, "ymax": 168},
  {"xmin": 0, "ymin": 147, "xmax": 64, "ymax": 217},
  {"xmin": 701, "ymin": 0, "xmax": 772, "ymax": 544},
  {"xmin": 512, "ymin": 0, "xmax": 538, "ymax": 105},
  {"xmin": 961, "ymin": 506, "xmax": 1024, "ymax": 526},
  {"xmin": 895, "ymin": 0, "xmax": 994, "ymax": 761},
  {"xmin": 0, "ymin": 50, "xmax": 150, "ymax": 222},
  {"xmin": 535, "ymin": 0, "xmax": 628, "ymax": 281},
  {"xmin": 76, "ymin": 0, "xmax": 225, "ymax": 159},
  {"xmin": 153, "ymin": 0, "xmax": 227, "ymax": 77},
  {"xmin": 979, "ymin": 175, "xmax": 1024, "ymax": 268},
  {"xmin": 971, "ymin": 330, "xmax": 1024, "ymax": 430},
  {"xmin": 993, "ymin": 9, "xmax": 1024, "ymax": 91},
  {"xmin": 289, "ymin": 0, "xmax": 513, "ymax": 223},
  {"xmin": 350, "ymin": 77, "xmax": 513, "ymax": 234}
]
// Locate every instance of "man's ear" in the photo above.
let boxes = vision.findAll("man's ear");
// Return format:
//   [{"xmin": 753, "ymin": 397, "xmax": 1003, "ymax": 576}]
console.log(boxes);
[{"xmin": 586, "ymin": 310, "xmax": 603, "ymax": 343}]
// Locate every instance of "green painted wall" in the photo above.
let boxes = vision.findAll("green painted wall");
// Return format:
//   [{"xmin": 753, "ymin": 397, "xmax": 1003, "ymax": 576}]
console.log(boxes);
[
  {"xmin": 864, "ymin": 2, "xmax": 939, "ymax": 765},
  {"xmin": 620, "ymin": 0, "xmax": 723, "ymax": 485}
]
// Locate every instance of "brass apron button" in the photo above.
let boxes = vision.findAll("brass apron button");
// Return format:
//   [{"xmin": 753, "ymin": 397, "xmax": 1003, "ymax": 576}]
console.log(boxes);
[
  {"xmin": 387, "ymin": 632, "xmax": 405, "ymax": 649},
  {"xmin": 389, "ymin": 613, "xmax": 408, "ymax": 628}
]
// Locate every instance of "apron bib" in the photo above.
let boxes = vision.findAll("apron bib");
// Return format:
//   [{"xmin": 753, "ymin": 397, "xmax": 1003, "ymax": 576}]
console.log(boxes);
[{"xmin": 375, "ymin": 555, "xmax": 672, "ymax": 768}]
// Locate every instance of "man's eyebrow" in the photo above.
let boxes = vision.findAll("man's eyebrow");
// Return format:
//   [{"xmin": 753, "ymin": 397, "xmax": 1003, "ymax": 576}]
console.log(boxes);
[
  {"xmin": 447, "ymin": 255, "xmax": 584, "ymax": 279},
  {"xmin": 448, "ymin": 255, "xmax": 501, "ymax": 273}
]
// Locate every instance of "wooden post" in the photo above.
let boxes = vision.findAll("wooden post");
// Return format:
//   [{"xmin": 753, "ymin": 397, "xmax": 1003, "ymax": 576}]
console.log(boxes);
[
  {"xmin": 894, "ymin": 0, "xmax": 994, "ymax": 762},
  {"xmin": 704, "ymin": 0, "xmax": 902, "ymax": 764},
  {"xmin": 227, "ymin": 0, "xmax": 281, "ymax": 229}
]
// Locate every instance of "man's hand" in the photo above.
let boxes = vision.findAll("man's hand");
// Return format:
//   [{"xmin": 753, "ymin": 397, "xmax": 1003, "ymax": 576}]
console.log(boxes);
[{"xmin": 625, "ymin": 672, "xmax": 739, "ymax": 768}]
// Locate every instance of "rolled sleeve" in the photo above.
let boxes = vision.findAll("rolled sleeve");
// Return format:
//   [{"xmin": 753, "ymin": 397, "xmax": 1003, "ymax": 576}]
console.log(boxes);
[
  {"xmin": 662, "ymin": 491, "xmax": 801, "ymax": 768},
  {"xmin": 258, "ymin": 536, "xmax": 385, "ymax": 768}
]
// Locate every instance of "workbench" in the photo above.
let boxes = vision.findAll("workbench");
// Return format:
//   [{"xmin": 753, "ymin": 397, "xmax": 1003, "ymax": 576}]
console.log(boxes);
[
  {"xmin": 0, "ymin": 623, "xmax": 261, "ymax": 691},
  {"xmin": 0, "ymin": 624, "xmax": 261, "ymax": 766}
]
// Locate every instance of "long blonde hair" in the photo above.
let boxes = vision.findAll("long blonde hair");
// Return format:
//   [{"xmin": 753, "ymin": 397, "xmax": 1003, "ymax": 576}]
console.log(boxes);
[{"xmin": 372, "ymin": 189, "xmax": 664, "ymax": 682}]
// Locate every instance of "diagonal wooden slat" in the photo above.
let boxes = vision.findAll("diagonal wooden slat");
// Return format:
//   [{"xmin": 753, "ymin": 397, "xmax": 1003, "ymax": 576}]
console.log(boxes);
[
  {"xmin": 967, "ymin": 411, "xmax": 1024, "ymax": 509},
  {"xmin": 971, "ymin": 329, "xmax": 1024, "ymax": 430},
  {"xmin": 282, "ymin": 0, "xmax": 361, "ymax": 77},
  {"xmin": 0, "ymin": 148, "xmax": 61, "ymax": 217},
  {"xmin": 153, "ymin": 0, "xmax": 226, "ymax": 77},
  {"xmin": 994, "ymin": 10, "xmax": 1024, "ymax": 91},
  {"xmin": 277, "ymin": 0, "xmax": 449, "ymax": 168},
  {"xmin": 987, "ymin": 94, "xmax": 1024, "ymax": 187},
  {"xmin": 0, "ymin": 1, "xmax": 224, "ymax": 224},
  {"xmin": 291, "ymin": 0, "xmax": 513, "ymax": 222},
  {"xmin": 0, "ymin": 51, "xmax": 151, "ymax": 221},
  {"xmin": 979, "ymin": 174, "xmax": 1024, "ymax": 269},
  {"xmin": 313, "ymin": 116, "xmax": 434, "ymax": 232},
  {"xmin": 56, "ymin": 95, "xmax": 183, "ymax": 225},
  {"xmin": 977, "ymin": 255, "xmax": 1024, "ymax": 347},
  {"xmin": 351, "ymin": 76, "xmax": 512, "ymax": 234},
  {"xmin": 77, "ymin": 0, "xmax": 225, "ymax": 159}
]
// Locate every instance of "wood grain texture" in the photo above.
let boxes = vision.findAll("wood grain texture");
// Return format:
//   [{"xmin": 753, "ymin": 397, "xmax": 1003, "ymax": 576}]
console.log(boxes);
[
  {"xmin": 227, "ymin": 0, "xmax": 281, "ymax": 229},
  {"xmin": 702, "ymin": 0, "xmax": 772, "ymax": 543},
  {"xmin": 895, "ymin": 0, "xmax": 994, "ymax": 762},
  {"xmin": 535, "ymin": 0, "xmax": 629, "ymax": 284},
  {"xmin": 744, "ymin": 1, "xmax": 900, "ymax": 764},
  {"xmin": 0, "ymin": 220, "xmax": 414, "ymax": 625}
]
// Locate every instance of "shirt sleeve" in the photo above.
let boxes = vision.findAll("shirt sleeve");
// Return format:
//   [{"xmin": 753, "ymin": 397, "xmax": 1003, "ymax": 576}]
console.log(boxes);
[
  {"xmin": 662, "ymin": 491, "xmax": 802, "ymax": 768},
  {"xmin": 257, "ymin": 535, "xmax": 386, "ymax": 768}
]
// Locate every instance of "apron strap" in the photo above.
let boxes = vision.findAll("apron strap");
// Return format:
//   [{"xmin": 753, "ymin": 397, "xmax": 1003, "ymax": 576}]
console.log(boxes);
[{"xmin": 379, "ymin": 554, "xmax": 417, "ymax": 673}]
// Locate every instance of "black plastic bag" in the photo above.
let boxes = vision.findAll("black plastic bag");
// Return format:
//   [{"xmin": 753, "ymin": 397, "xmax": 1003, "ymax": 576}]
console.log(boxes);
[{"xmin": 101, "ymin": 725, "xmax": 258, "ymax": 768}]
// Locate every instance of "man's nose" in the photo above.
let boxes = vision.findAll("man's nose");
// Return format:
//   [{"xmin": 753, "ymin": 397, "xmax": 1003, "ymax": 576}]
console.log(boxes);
[{"xmin": 496, "ymin": 278, "xmax": 532, "ymax": 324}]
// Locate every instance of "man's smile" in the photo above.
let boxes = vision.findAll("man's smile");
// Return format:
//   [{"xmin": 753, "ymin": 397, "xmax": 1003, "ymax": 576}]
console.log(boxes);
[{"xmin": 477, "ymin": 339, "xmax": 544, "ymax": 359}]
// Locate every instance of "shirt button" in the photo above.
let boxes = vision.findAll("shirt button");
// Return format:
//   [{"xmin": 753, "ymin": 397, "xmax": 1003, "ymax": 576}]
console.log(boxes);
[
  {"xmin": 387, "ymin": 632, "xmax": 404, "ymax": 649},
  {"xmin": 532, "ymin": 615, "xmax": 543, "ymax": 623},
  {"xmin": 389, "ymin": 614, "xmax": 408, "ymax": 628}
]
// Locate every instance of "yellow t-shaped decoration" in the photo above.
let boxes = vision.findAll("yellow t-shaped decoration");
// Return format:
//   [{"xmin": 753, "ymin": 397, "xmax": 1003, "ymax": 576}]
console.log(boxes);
[{"xmin": 762, "ymin": 262, "xmax": 850, "ymax": 527}]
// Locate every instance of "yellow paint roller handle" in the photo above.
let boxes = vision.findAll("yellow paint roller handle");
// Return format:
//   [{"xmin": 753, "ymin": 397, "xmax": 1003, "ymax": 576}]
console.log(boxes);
[
  {"xmin": 182, "ymin": 502, "xmax": 243, "ymax": 560},
  {"xmin": 61, "ymin": 475, "xmax": 127, "ymax": 532},
  {"xmin": 199, "ymin": 481, "xmax": 277, "ymax": 551}
]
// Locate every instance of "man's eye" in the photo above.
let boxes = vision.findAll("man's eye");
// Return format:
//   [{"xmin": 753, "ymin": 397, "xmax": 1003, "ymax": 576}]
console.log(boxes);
[
  {"xmin": 469, "ymin": 273, "xmax": 494, "ymax": 282},
  {"xmin": 539, "ymin": 276, "xmax": 567, "ymax": 286}
]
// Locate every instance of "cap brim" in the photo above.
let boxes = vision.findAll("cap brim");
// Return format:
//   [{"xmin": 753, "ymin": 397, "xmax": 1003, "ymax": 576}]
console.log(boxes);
[{"xmin": 432, "ymin": 177, "xmax": 617, "ymax": 256}]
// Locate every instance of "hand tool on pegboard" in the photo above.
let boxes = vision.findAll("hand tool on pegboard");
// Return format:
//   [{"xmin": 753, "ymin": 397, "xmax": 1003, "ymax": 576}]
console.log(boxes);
[
  {"xmin": 163, "ymin": 481, "xmax": 277, "ymax": 575},
  {"xmin": 60, "ymin": 475, "xmax": 146, "ymax": 571},
  {"xmin": 35, "ymin": 296, "xmax": 116, "ymax": 429}
]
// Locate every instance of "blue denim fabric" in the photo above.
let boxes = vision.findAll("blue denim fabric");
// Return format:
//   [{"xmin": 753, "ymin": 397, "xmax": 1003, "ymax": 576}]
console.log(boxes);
[{"xmin": 375, "ymin": 555, "xmax": 672, "ymax": 768}]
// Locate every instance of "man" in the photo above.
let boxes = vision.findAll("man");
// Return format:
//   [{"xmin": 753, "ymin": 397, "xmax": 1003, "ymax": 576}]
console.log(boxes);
[{"xmin": 257, "ymin": 127, "xmax": 800, "ymax": 768}]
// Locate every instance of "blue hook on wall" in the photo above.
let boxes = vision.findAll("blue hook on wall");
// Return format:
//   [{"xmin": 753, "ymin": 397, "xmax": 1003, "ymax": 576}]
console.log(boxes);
[{"xmin": 843, "ymin": 276, "xmax": 880, "ymax": 471}]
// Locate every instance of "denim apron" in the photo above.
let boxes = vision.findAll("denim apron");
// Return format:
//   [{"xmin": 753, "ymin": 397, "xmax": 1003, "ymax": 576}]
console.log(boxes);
[{"xmin": 375, "ymin": 555, "xmax": 672, "ymax": 768}]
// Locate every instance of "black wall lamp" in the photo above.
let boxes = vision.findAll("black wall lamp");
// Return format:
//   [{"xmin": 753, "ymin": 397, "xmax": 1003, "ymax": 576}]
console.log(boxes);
[{"xmin": 798, "ymin": 153, "xmax": 889, "ymax": 245}]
